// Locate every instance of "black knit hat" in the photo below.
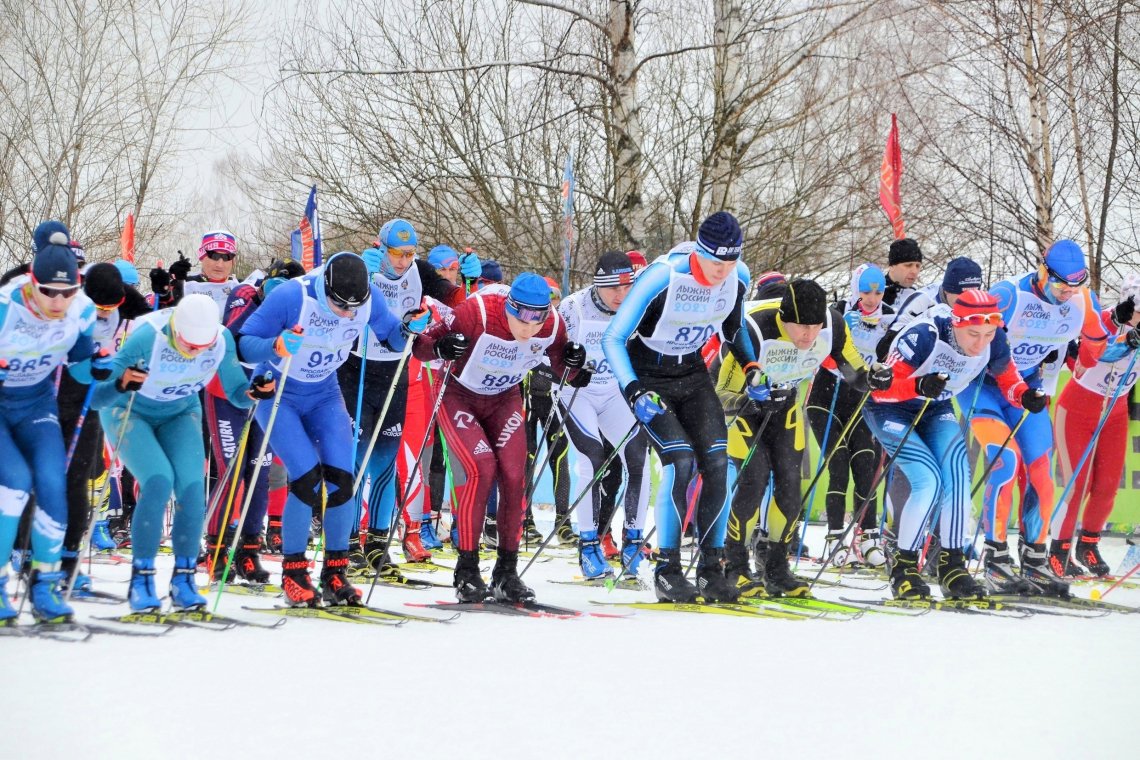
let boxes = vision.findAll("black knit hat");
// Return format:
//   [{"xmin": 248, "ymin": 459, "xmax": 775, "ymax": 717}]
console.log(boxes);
[
  {"xmin": 696, "ymin": 211, "xmax": 743, "ymax": 260},
  {"xmin": 323, "ymin": 252, "xmax": 371, "ymax": 308},
  {"xmin": 594, "ymin": 250, "xmax": 635, "ymax": 288},
  {"xmin": 888, "ymin": 238, "xmax": 923, "ymax": 266},
  {"xmin": 779, "ymin": 278, "xmax": 828, "ymax": 325},
  {"xmin": 266, "ymin": 259, "xmax": 305, "ymax": 281},
  {"xmin": 83, "ymin": 263, "xmax": 125, "ymax": 307}
]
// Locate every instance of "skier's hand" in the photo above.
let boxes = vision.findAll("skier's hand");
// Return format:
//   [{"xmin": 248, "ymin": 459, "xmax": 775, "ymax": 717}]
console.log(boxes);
[
  {"xmin": 1127, "ymin": 328, "xmax": 1140, "ymax": 350},
  {"xmin": 867, "ymin": 362, "xmax": 893, "ymax": 391},
  {"xmin": 562, "ymin": 342, "xmax": 587, "ymax": 370},
  {"xmin": 568, "ymin": 367, "xmax": 593, "ymax": 389},
  {"xmin": 1021, "ymin": 387, "xmax": 1048, "ymax": 414},
  {"xmin": 168, "ymin": 253, "xmax": 192, "ymax": 282},
  {"xmin": 90, "ymin": 348, "xmax": 114, "ymax": 381},
  {"xmin": 274, "ymin": 326, "xmax": 304, "ymax": 357},
  {"xmin": 149, "ymin": 267, "xmax": 172, "ymax": 295},
  {"xmin": 458, "ymin": 251, "xmax": 482, "ymax": 279},
  {"xmin": 435, "ymin": 333, "xmax": 469, "ymax": 361},
  {"xmin": 117, "ymin": 364, "xmax": 149, "ymax": 393},
  {"xmin": 362, "ymin": 247, "xmax": 384, "ymax": 275},
  {"xmin": 757, "ymin": 384, "xmax": 797, "ymax": 413},
  {"xmin": 915, "ymin": 372, "xmax": 948, "ymax": 399},
  {"xmin": 401, "ymin": 306, "xmax": 431, "ymax": 335},
  {"xmin": 1113, "ymin": 295, "xmax": 1135, "ymax": 326},
  {"xmin": 629, "ymin": 387, "xmax": 666, "ymax": 424},
  {"xmin": 248, "ymin": 373, "xmax": 277, "ymax": 400}
]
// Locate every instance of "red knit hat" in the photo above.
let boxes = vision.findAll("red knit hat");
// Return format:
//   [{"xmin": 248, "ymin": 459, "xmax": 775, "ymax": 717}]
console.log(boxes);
[{"xmin": 951, "ymin": 288, "xmax": 1003, "ymax": 326}]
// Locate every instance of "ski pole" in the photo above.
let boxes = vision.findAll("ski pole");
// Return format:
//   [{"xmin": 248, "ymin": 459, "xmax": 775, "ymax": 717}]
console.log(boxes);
[
  {"xmin": 810, "ymin": 393, "xmax": 935, "ymax": 589},
  {"xmin": 520, "ymin": 366, "xmax": 573, "ymax": 508},
  {"xmin": 212, "ymin": 359, "xmax": 293, "ymax": 608},
  {"xmin": 350, "ymin": 327, "xmax": 369, "ymax": 465},
  {"xmin": 1090, "ymin": 561, "xmax": 1140, "ymax": 601},
  {"xmin": 795, "ymin": 389, "xmax": 872, "ymax": 523},
  {"xmin": 202, "ymin": 405, "xmax": 257, "ymax": 530},
  {"xmin": 63, "ymin": 383, "xmax": 96, "ymax": 471},
  {"xmin": 518, "ymin": 420, "xmax": 641, "ymax": 580},
  {"xmin": 351, "ymin": 338, "xmax": 414, "ymax": 496},
  {"xmin": 204, "ymin": 406, "xmax": 257, "ymax": 580},
  {"xmin": 795, "ymin": 379, "xmax": 840, "ymax": 568},
  {"xmin": 365, "ymin": 363, "xmax": 454, "ymax": 604}
]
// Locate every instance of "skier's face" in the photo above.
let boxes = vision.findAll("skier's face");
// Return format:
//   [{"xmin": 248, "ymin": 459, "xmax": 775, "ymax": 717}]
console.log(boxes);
[
  {"xmin": 597, "ymin": 284, "xmax": 632, "ymax": 311},
  {"xmin": 201, "ymin": 250, "xmax": 235, "ymax": 281},
  {"xmin": 435, "ymin": 266, "xmax": 459, "ymax": 285},
  {"xmin": 506, "ymin": 312, "xmax": 545, "ymax": 341},
  {"xmin": 386, "ymin": 246, "xmax": 416, "ymax": 276},
  {"xmin": 953, "ymin": 323, "xmax": 997, "ymax": 356},
  {"xmin": 29, "ymin": 280, "xmax": 79, "ymax": 319},
  {"xmin": 859, "ymin": 290, "xmax": 883, "ymax": 312},
  {"xmin": 889, "ymin": 262, "xmax": 921, "ymax": 288},
  {"xmin": 784, "ymin": 321, "xmax": 822, "ymax": 350},
  {"xmin": 695, "ymin": 256, "xmax": 735, "ymax": 286}
]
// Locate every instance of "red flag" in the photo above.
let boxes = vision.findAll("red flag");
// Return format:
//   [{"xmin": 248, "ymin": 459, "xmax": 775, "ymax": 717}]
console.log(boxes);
[
  {"xmin": 120, "ymin": 213, "xmax": 136, "ymax": 262},
  {"xmin": 879, "ymin": 114, "xmax": 904, "ymax": 239}
]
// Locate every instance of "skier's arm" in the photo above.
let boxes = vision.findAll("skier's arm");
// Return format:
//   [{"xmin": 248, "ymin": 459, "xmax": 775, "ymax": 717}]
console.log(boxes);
[
  {"xmin": 872, "ymin": 323, "xmax": 937, "ymax": 403},
  {"xmin": 366, "ymin": 282, "xmax": 409, "ymax": 353},
  {"xmin": 237, "ymin": 283, "xmax": 303, "ymax": 364},
  {"xmin": 985, "ymin": 330, "xmax": 1029, "ymax": 407},
  {"xmin": 602, "ymin": 262, "xmax": 669, "ymax": 397},
  {"xmin": 1074, "ymin": 288, "xmax": 1109, "ymax": 370}
]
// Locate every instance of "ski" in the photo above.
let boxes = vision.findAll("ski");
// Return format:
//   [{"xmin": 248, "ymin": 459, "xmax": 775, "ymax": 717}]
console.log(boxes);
[
  {"xmin": 589, "ymin": 600, "xmax": 807, "ymax": 621},
  {"xmin": 318, "ymin": 604, "xmax": 460, "ymax": 624},
  {"xmin": 69, "ymin": 588, "xmax": 128, "ymax": 604},
  {"xmin": 398, "ymin": 561, "xmax": 453, "ymax": 573},
  {"xmin": 207, "ymin": 582, "xmax": 285, "ymax": 597},
  {"xmin": 93, "ymin": 609, "xmax": 282, "ymax": 630},
  {"xmin": 347, "ymin": 570, "xmax": 446, "ymax": 590},
  {"xmin": 838, "ymin": 596, "xmax": 1031, "ymax": 617},
  {"xmin": 406, "ymin": 601, "xmax": 538, "ymax": 617},
  {"xmin": 554, "ymin": 577, "xmax": 647, "ymax": 591},
  {"xmin": 744, "ymin": 596, "xmax": 869, "ymax": 619},
  {"xmin": 242, "ymin": 605, "xmax": 405, "ymax": 626},
  {"xmin": 81, "ymin": 621, "xmax": 173, "ymax": 637},
  {"xmin": 32, "ymin": 621, "xmax": 94, "ymax": 642},
  {"xmin": 986, "ymin": 594, "xmax": 1137, "ymax": 614}
]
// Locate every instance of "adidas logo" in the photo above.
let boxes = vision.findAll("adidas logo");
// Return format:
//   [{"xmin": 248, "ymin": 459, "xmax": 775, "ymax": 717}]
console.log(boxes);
[
  {"xmin": 383, "ymin": 423, "xmax": 403, "ymax": 437},
  {"xmin": 473, "ymin": 440, "xmax": 492, "ymax": 455}
]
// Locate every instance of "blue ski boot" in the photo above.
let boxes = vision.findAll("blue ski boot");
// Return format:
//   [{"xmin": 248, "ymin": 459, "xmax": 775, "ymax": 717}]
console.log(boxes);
[
  {"xmin": 29, "ymin": 569, "xmax": 75, "ymax": 622},
  {"xmin": 60, "ymin": 550, "xmax": 92, "ymax": 594},
  {"xmin": 578, "ymin": 530, "xmax": 614, "ymax": 580},
  {"xmin": 449, "ymin": 521, "xmax": 460, "ymax": 548},
  {"xmin": 91, "ymin": 519, "xmax": 117, "ymax": 551},
  {"xmin": 0, "ymin": 573, "xmax": 16, "ymax": 624},
  {"xmin": 621, "ymin": 528, "xmax": 646, "ymax": 576},
  {"xmin": 420, "ymin": 517, "xmax": 443, "ymax": 550},
  {"xmin": 170, "ymin": 556, "xmax": 207, "ymax": 609},
  {"xmin": 128, "ymin": 557, "xmax": 162, "ymax": 611}
]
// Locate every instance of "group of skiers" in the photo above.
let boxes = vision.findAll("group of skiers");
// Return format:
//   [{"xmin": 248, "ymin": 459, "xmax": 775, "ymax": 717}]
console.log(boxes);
[{"xmin": 1, "ymin": 210, "xmax": 1136, "ymax": 625}]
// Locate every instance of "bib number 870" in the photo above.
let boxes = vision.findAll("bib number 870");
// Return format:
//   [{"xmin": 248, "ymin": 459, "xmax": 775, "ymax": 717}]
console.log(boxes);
[{"xmin": 673, "ymin": 324, "xmax": 715, "ymax": 346}]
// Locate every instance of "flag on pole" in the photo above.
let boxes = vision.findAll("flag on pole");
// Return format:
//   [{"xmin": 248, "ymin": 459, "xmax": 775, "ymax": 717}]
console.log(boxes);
[
  {"xmin": 120, "ymin": 213, "xmax": 136, "ymax": 262},
  {"xmin": 294, "ymin": 185, "xmax": 322, "ymax": 271},
  {"xmin": 561, "ymin": 154, "xmax": 574, "ymax": 295},
  {"xmin": 879, "ymin": 113, "xmax": 905, "ymax": 239}
]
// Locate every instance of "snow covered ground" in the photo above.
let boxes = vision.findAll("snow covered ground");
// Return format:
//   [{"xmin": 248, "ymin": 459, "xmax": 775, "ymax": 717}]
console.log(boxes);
[{"xmin": 3, "ymin": 522, "xmax": 1138, "ymax": 760}]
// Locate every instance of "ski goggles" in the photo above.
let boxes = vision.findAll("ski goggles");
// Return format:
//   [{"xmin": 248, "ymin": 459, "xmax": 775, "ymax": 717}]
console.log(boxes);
[
  {"xmin": 36, "ymin": 283, "xmax": 80, "ymax": 299},
  {"xmin": 95, "ymin": 296, "xmax": 126, "ymax": 311},
  {"xmin": 951, "ymin": 311, "xmax": 1004, "ymax": 327},
  {"xmin": 505, "ymin": 297, "xmax": 549, "ymax": 323},
  {"xmin": 1044, "ymin": 263, "xmax": 1088, "ymax": 288}
]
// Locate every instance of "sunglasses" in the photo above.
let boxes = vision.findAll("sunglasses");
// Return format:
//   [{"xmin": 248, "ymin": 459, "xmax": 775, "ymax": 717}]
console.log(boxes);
[
  {"xmin": 506, "ymin": 300, "xmax": 549, "ymax": 324},
  {"xmin": 952, "ymin": 312, "xmax": 1004, "ymax": 327},
  {"xmin": 204, "ymin": 251, "xmax": 236, "ymax": 262},
  {"xmin": 37, "ymin": 283, "xmax": 80, "ymax": 299},
  {"xmin": 174, "ymin": 333, "xmax": 215, "ymax": 352}
]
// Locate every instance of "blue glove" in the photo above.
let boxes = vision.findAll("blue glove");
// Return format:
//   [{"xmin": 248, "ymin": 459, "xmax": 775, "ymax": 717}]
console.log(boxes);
[
  {"xmin": 744, "ymin": 366, "xmax": 771, "ymax": 403},
  {"xmin": 459, "ymin": 252, "xmax": 481, "ymax": 279},
  {"xmin": 843, "ymin": 309, "xmax": 861, "ymax": 333},
  {"xmin": 90, "ymin": 349, "xmax": 115, "ymax": 381},
  {"xmin": 362, "ymin": 247, "xmax": 384, "ymax": 275},
  {"xmin": 275, "ymin": 327, "xmax": 305, "ymax": 357},
  {"xmin": 629, "ymin": 388, "xmax": 666, "ymax": 424},
  {"xmin": 402, "ymin": 307, "xmax": 431, "ymax": 335}
]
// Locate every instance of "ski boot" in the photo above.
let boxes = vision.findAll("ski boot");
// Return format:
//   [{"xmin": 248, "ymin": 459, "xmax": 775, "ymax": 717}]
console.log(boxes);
[
  {"xmin": 937, "ymin": 548, "xmax": 985, "ymax": 599},
  {"xmin": 1020, "ymin": 542, "xmax": 1070, "ymax": 598},
  {"xmin": 696, "ymin": 548, "xmax": 740, "ymax": 602},
  {"xmin": 265, "ymin": 518, "xmax": 284, "ymax": 554},
  {"xmin": 235, "ymin": 535, "xmax": 271, "ymax": 583},
  {"xmin": 521, "ymin": 515, "xmax": 544, "ymax": 545},
  {"xmin": 723, "ymin": 542, "xmax": 765, "ymax": 597},
  {"xmin": 890, "ymin": 550, "xmax": 930, "ymax": 600},
  {"xmin": 763, "ymin": 541, "xmax": 811, "ymax": 597},
  {"xmin": 401, "ymin": 522, "xmax": 433, "ymax": 563},
  {"xmin": 59, "ymin": 550, "xmax": 92, "ymax": 594},
  {"xmin": 449, "ymin": 522, "xmax": 460, "ymax": 548},
  {"xmin": 419, "ymin": 515, "xmax": 443, "ymax": 550},
  {"xmin": 204, "ymin": 530, "xmax": 235, "ymax": 581},
  {"xmin": 170, "ymin": 557, "xmax": 207, "ymax": 609},
  {"xmin": 482, "ymin": 517, "xmax": 499, "ymax": 549},
  {"xmin": 0, "ymin": 573, "xmax": 17, "ymax": 624},
  {"xmin": 320, "ymin": 551, "xmax": 362, "ymax": 606},
  {"xmin": 454, "ymin": 549, "xmax": 491, "ymax": 602},
  {"xmin": 357, "ymin": 530, "xmax": 404, "ymax": 580},
  {"xmin": 920, "ymin": 535, "xmax": 942, "ymax": 580},
  {"xmin": 90, "ymin": 519, "xmax": 117, "ymax": 552},
  {"xmin": 29, "ymin": 569, "xmax": 74, "ymax": 623},
  {"xmin": 578, "ymin": 530, "xmax": 614, "ymax": 580},
  {"xmin": 491, "ymin": 550, "xmax": 536, "ymax": 603},
  {"xmin": 1076, "ymin": 531, "xmax": 1110, "ymax": 577},
  {"xmin": 824, "ymin": 529, "xmax": 853, "ymax": 566},
  {"xmin": 600, "ymin": 532, "xmax": 620, "ymax": 560},
  {"xmin": 653, "ymin": 549, "xmax": 699, "ymax": 603},
  {"xmin": 128, "ymin": 557, "xmax": 162, "ymax": 611},
  {"xmin": 620, "ymin": 528, "xmax": 648, "ymax": 578},
  {"xmin": 1048, "ymin": 539, "xmax": 1081, "ymax": 577},
  {"xmin": 786, "ymin": 531, "xmax": 811, "ymax": 562},
  {"xmin": 856, "ymin": 528, "xmax": 887, "ymax": 567},
  {"xmin": 553, "ymin": 522, "xmax": 578, "ymax": 548},
  {"xmin": 981, "ymin": 541, "xmax": 1036, "ymax": 594},
  {"xmin": 281, "ymin": 553, "xmax": 318, "ymax": 607}
]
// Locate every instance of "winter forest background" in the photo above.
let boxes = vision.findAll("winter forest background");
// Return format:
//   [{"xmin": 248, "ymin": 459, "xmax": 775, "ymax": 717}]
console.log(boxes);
[{"xmin": 2, "ymin": 0, "xmax": 1139, "ymax": 295}]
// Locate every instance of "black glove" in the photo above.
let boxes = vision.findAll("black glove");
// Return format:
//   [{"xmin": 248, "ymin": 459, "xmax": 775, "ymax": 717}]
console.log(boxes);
[
  {"xmin": 867, "ymin": 362, "xmax": 893, "ymax": 391},
  {"xmin": 168, "ymin": 253, "xmax": 192, "ymax": 282},
  {"xmin": 90, "ymin": 349, "xmax": 114, "ymax": 381},
  {"xmin": 1042, "ymin": 348, "xmax": 1059, "ymax": 365},
  {"xmin": 758, "ymin": 385, "xmax": 797, "ymax": 414},
  {"xmin": 248, "ymin": 374, "xmax": 276, "ymax": 400},
  {"xmin": 915, "ymin": 372, "xmax": 948, "ymax": 399},
  {"xmin": 562, "ymin": 342, "xmax": 587, "ymax": 370},
  {"xmin": 435, "ymin": 333, "xmax": 469, "ymax": 362},
  {"xmin": 568, "ymin": 369, "xmax": 593, "ymax": 388},
  {"xmin": 117, "ymin": 364, "xmax": 149, "ymax": 393},
  {"xmin": 1127, "ymin": 328, "xmax": 1140, "ymax": 350},
  {"xmin": 1021, "ymin": 388, "xmax": 1048, "ymax": 414},
  {"xmin": 1113, "ymin": 295, "xmax": 1135, "ymax": 326},
  {"xmin": 149, "ymin": 267, "xmax": 172, "ymax": 294}
]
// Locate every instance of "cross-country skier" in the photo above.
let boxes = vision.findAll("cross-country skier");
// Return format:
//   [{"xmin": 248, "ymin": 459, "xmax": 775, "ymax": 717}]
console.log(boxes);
[
  {"xmin": 877, "ymin": 257, "xmax": 984, "ymax": 359},
  {"xmin": 182, "ymin": 230, "xmax": 242, "ymax": 314},
  {"xmin": 883, "ymin": 237, "xmax": 924, "ymax": 307}
]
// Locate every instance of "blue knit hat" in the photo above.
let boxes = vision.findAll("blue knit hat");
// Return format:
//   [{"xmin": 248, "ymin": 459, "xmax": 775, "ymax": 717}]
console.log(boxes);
[
  {"xmin": 1042, "ymin": 240, "xmax": 1088, "ymax": 286},
  {"xmin": 32, "ymin": 244, "xmax": 79, "ymax": 286},
  {"xmin": 428, "ymin": 245, "xmax": 459, "ymax": 269},
  {"xmin": 32, "ymin": 220, "xmax": 70, "ymax": 253},
  {"xmin": 941, "ymin": 257, "xmax": 983, "ymax": 294},
  {"xmin": 696, "ymin": 211, "xmax": 743, "ymax": 261},
  {"xmin": 379, "ymin": 219, "xmax": 417, "ymax": 250},
  {"xmin": 857, "ymin": 265, "xmax": 886, "ymax": 293},
  {"xmin": 480, "ymin": 259, "xmax": 504, "ymax": 282},
  {"xmin": 506, "ymin": 272, "xmax": 551, "ymax": 321},
  {"xmin": 114, "ymin": 259, "xmax": 140, "ymax": 286}
]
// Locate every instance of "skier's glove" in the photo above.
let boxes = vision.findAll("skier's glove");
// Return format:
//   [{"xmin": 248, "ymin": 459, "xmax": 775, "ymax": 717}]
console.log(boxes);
[
  {"xmin": 90, "ymin": 348, "xmax": 114, "ymax": 381},
  {"xmin": 435, "ymin": 333, "xmax": 469, "ymax": 361},
  {"xmin": 758, "ymin": 385, "xmax": 797, "ymax": 414},
  {"xmin": 867, "ymin": 362, "xmax": 893, "ymax": 391},
  {"xmin": 459, "ymin": 252, "xmax": 482, "ymax": 279},
  {"xmin": 362, "ymin": 248, "xmax": 384, "ymax": 275},
  {"xmin": 1113, "ymin": 295, "xmax": 1135, "ymax": 327},
  {"xmin": 1021, "ymin": 388, "xmax": 1048, "ymax": 414},
  {"xmin": 149, "ymin": 267, "xmax": 172, "ymax": 295},
  {"xmin": 248, "ymin": 373, "xmax": 277, "ymax": 400},
  {"xmin": 915, "ymin": 372, "xmax": 948, "ymax": 399},
  {"xmin": 274, "ymin": 326, "xmax": 304, "ymax": 358},
  {"xmin": 168, "ymin": 253, "xmax": 192, "ymax": 282},
  {"xmin": 117, "ymin": 364, "xmax": 149, "ymax": 393},
  {"xmin": 562, "ymin": 342, "xmax": 587, "ymax": 370},
  {"xmin": 1127, "ymin": 328, "xmax": 1140, "ymax": 350},
  {"xmin": 401, "ymin": 307, "xmax": 431, "ymax": 335},
  {"xmin": 568, "ymin": 368, "xmax": 593, "ymax": 389},
  {"xmin": 625, "ymin": 383, "xmax": 666, "ymax": 424}
]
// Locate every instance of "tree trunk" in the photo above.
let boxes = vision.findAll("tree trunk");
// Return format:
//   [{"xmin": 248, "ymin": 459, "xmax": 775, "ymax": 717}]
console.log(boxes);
[
  {"xmin": 608, "ymin": 0, "xmax": 643, "ymax": 249},
  {"xmin": 1022, "ymin": 0, "xmax": 1054, "ymax": 254},
  {"xmin": 709, "ymin": 0, "xmax": 744, "ymax": 215}
]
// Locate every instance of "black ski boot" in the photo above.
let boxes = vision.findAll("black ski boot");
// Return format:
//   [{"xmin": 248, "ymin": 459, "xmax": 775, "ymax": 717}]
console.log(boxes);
[
  {"xmin": 483, "ymin": 517, "xmax": 499, "ymax": 549},
  {"xmin": 723, "ymin": 542, "xmax": 765, "ymax": 597},
  {"xmin": 981, "ymin": 540, "xmax": 1036, "ymax": 595},
  {"xmin": 937, "ymin": 548, "xmax": 985, "ymax": 599},
  {"xmin": 653, "ymin": 549, "xmax": 699, "ymax": 603},
  {"xmin": 204, "ymin": 529, "xmax": 235, "ymax": 581},
  {"xmin": 1076, "ymin": 531, "xmax": 1110, "ymax": 577},
  {"xmin": 320, "ymin": 551, "xmax": 362, "ymax": 606},
  {"xmin": 1048, "ymin": 539, "xmax": 1081, "ymax": 577},
  {"xmin": 1020, "ymin": 542, "xmax": 1070, "ymax": 597},
  {"xmin": 355, "ymin": 530, "xmax": 404, "ymax": 580},
  {"xmin": 235, "ymin": 534, "xmax": 270, "ymax": 583},
  {"xmin": 521, "ymin": 514, "xmax": 544, "ymax": 545},
  {"xmin": 265, "ymin": 519, "xmax": 283, "ymax": 555},
  {"xmin": 453, "ymin": 549, "xmax": 491, "ymax": 602},
  {"xmin": 281, "ymin": 553, "xmax": 318, "ymax": 607},
  {"xmin": 890, "ymin": 550, "xmax": 930, "ymax": 600},
  {"xmin": 553, "ymin": 521, "xmax": 578, "ymax": 548},
  {"xmin": 490, "ymin": 550, "xmax": 536, "ymax": 603},
  {"xmin": 763, "ymin": 541, "xmax": 811, "ymax": 597},
  {"xmin": 696, "ymin": 548, "xmax": 740, "ymax": 602}
]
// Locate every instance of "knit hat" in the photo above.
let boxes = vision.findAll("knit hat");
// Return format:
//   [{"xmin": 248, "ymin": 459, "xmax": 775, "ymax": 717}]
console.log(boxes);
[
  {"xmin": 941, "ymin": 257, "xmax": 983, "ymax": 294},
  {"xmin": 951, "ymin": 288, "xmax": 1003, "ymax": 326},
  {"xmin": 378, "ymin": 219, "xmax": 417, "ymax": 250},
  {"xmin": 506, "ymin": 272, "xmax": 551, "ymax": 321},
  {"xmin": 626, "ymin": 250, "xmax": 647, "ymax": 271},
  {"xmin": 173, "ymin": 293, "xmax": 221, "ymax": 346},
  {"xmin": 113, "ymin": 259, "xmax": 140, "ymax": 286},
  {"xmin": 83, "ymin": 263, "xmax": 125, "ymax": 307},
  {"xmin": 324, "ymin": 252, "xmax": 371, "ymax": 309},
  {"xmin": 695, "ymin": 211, "xmax": 743, "ymax": 261},
  {"xmin": 480, "ymin": 259, "xmax": 504, "ymax": 283},
  {"xmin": 779, "ymin": 279, "xmax": 828, "ymax": 325},
  {"xmin": 594, "ymin": 251, "xmax": 634, "ymax": 288},
  {"xmin": 428, "ymin": 245, "xmax": 459, "ymax": 269},
  {"xmin": 32, "ymin": 244, "xmax": 79, "ymax": 287},
  {"xmin": 753, "ymin": 271, "xmax": 787, "ymax": 301},
  {"xmin": 198, "ymin": 230, "xmax": 237, "ymax": 259},
  {"xmin": 1042, "ymin": 239, "xmax": 1088, "ymax": 286},
  {"xmin": 32, "ymin": 220, "xmax": 70, "ymax": 253},
  {"xmin": 543, "ymin": 276, "xmax": 562, "ymax": 300},
  {"xmin": 265, "ymin": 259, "xmax": 306, "ymax": 281},
  {"xmin": 888, "ymin": 238, "xmax": 923, "ymax": 265}
]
